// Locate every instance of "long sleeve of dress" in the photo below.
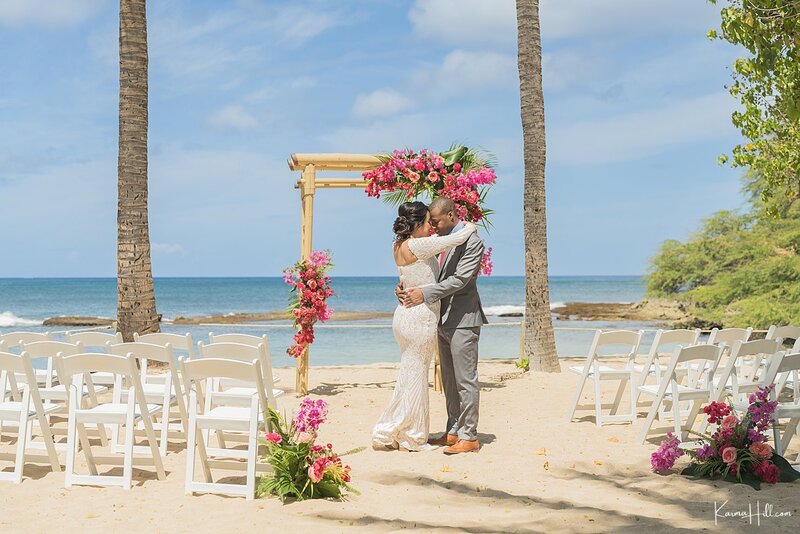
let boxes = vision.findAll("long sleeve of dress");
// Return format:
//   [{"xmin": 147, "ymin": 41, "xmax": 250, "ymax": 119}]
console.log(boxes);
[{"xmin": 406, "ymin": 223, "xmax": 476, "ymax": 261}]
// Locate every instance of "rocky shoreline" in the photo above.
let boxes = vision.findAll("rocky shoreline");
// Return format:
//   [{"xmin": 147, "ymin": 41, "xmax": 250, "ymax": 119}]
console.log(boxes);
[{"xmin": 41, "ymin": 300, "xmax": 698, "ymax": 328}]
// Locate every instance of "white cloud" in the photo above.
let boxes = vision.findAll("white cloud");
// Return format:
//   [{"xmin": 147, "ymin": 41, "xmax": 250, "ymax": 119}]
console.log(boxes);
[
  {"xmin": 352, "ymin": 89, "xmax": 414, "ymax": 119},
  {"xmin": 549, "ymin": 92, "xmax": 737, "ymax": 165},
  {"xmin": 151, "ymin": 243, "xmax": 186, "ymax": 255},
  {"xmin": 408, "ymin": 0, "xmax": 720, "ymax": 47},
  {"xmin": 0, "ymin": 0, "xmax": 104, "ymax": 27},
  {"xmin": 207, "ymin": 105, "xmax": 260, "ymax": 130},
  {"xmin": 409, "ymin": 0, "xmax": 516, "ymax": 47},
  {"xmin": 412, "ymin": 50, "xmax": 518, "ymax": 98},
  {"xmin": 320, "ymin": 113, "xmax": 443, "ymax": 154}
]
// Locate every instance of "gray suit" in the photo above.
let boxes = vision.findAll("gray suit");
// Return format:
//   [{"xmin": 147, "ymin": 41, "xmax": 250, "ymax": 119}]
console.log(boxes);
[{"xmin": 421, "ymin": 228, "xmax": 487, "ymax": 441}]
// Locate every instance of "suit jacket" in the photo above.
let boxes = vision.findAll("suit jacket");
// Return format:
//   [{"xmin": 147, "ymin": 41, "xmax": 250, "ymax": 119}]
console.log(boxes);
[{"xmin": 421, "ymin": 229, "xmax": 488, "ymax": 329}]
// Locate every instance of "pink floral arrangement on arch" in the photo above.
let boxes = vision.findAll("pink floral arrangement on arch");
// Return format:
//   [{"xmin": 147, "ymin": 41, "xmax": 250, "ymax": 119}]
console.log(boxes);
[
  {"xmin": 650, "ymin": 385, "xmax": 800, "ymax": 490},
  {"xmin": 283, "ymin": 250, "xmax": 335, "ymax": 358},
  {"xmin": 363, "ymin": 145, "xmax": 496, "ymax": 275}
]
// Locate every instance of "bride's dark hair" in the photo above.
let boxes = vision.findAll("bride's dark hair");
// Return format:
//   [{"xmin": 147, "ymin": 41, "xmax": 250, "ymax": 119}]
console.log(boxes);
[{"xmin": 393, "ymin": 201, "xmax": 428, "ymax": 242}]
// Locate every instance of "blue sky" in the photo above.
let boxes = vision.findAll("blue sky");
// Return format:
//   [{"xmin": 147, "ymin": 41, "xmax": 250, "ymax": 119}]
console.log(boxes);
[{"xmin": 0, "ymin": 0, "xmax": 744, "ymax": 277}]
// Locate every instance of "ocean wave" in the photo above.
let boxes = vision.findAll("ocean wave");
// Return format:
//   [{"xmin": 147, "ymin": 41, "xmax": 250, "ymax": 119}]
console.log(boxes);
[
  {"xmin": 0, "ymin": 311, "xmax": 42, "ymax": 328},
  {"xmin": 483, "ymin": 302, "xmax": 566, "ymax": 316}
]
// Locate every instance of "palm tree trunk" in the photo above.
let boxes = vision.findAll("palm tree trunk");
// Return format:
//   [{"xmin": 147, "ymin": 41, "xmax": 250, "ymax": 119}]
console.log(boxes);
[
  {"xmin": 117, "ymin": 0, "xmax": 159, "ymax": 341},
  {"xmin": 516, "ymin": 0, "xmax": 559, "ymax": 372}
]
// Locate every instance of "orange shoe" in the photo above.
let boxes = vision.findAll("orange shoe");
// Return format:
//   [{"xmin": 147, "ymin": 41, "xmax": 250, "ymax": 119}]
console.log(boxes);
[
  {"xmin": 428, "ymin": 433, "xmax": 458, "ymax": 447},
  {"xmin": 443, "ymin": 439, "xmax": 480, "ymax": 455}
]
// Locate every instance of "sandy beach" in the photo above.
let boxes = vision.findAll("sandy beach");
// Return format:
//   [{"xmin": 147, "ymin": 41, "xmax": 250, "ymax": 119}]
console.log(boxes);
[{"xmin": 2, "ymin": 359, "xmax": 798, "ymax": 533}]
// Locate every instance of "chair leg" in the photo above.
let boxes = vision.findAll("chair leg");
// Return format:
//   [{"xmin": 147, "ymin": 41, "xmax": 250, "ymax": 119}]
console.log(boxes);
[
  {"xmin": 246, "ymin": 396, "xmax": 259, "ymax": 501},
  {"xmin": 123, "ymin": 404, "xmax": 135, "ymax": 490},
  {"xmin": 565, "ymin": 374, "xmax": 588, "ymax": 422},
  {"xmin": 185, "ymin": 407, "xmax": 197, "ymax": 494},
  {"xmin": 593, "ymin": 374, "xmax": 603, "ymax": 427},
  {"xmin": 629, "ymin": 374, "xmax": 638, "ymax": 421},
  {"xmin": 684, "ymin": 399, "xmax": 703, "ymax": 441},
  {"xmin": 76, "ymin": 422, "xmax": 99, "ymax": 477},
  {"xmin": 638, "ymin": 390, "xmax": 666, "ymax": 444},
  {"xmin": 610, "ymin": 378, "xmax": 627, "ymax": 416},
  {"xmin": 159, "ymin": 402, "xmax": 170, "ymax": 457},
  {"xmin": 65, "ymin": 394, "xmax": 77, "ymax": 488},
  {"xmin": 672, "ymin": 396, "xmax": 683, "ymax": 440},
  {"xmin": 14, "ymin": 415, "xmax": 29, "ymax": 485}
]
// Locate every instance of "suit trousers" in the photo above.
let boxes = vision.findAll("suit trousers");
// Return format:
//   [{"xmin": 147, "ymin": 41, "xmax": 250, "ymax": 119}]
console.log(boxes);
[{"xmin": 437, "ymin": 326, "xmax": 481, "ymax": 441}]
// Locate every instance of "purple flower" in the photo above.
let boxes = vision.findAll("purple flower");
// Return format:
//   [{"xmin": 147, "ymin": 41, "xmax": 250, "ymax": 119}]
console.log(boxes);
[
  {"xmin": 294, "ymin": 397, "xmax": 328, "ymax": 434},
  {"xmin": 651, "ymin": 432, "xmax": 684, "ymax": 472},
  {"xmin": 747, "ymin": 427, "xmax": 768, "ymax": 443},
  {"xmin": 695, "ymin": 444, "xmax": 715, "ymax": 461},
  {"xmin": 748, "ymin": 385, "xmax": 778, "ymax": 432}
]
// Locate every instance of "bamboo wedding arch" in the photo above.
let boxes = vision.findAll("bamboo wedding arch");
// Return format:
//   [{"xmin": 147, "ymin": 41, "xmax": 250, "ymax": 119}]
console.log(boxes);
[{"xmin": 288, "ymin": 153, "xmax": 445, "ymax": 395}]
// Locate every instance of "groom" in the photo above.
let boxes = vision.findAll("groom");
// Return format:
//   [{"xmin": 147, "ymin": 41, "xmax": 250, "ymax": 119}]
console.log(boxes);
[{"xmin": 398, "ymin": 197, "xmax": 487, "ymax": 454}]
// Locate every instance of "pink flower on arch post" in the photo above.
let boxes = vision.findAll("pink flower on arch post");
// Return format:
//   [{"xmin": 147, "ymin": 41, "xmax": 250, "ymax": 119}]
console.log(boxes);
[{"xmin": 265, "ymin": 432, "xmax": 282, "ymax": 445}]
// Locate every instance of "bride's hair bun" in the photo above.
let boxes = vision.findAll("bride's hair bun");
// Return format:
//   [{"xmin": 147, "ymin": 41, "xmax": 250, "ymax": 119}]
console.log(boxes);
[{"xmin": 393, "ymin": 201, "xmax": 428, "ymax": 242}]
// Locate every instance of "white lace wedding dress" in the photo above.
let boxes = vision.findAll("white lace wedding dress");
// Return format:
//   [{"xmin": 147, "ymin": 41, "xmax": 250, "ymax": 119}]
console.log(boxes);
[{"xmin": 372, "ymin": 223, "xmax": 476, "ymax": 451}]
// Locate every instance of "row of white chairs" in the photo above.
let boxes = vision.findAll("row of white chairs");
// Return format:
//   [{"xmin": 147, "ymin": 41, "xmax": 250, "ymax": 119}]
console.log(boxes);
[
  {"xmin": 566, "ymin": 325, "xmax": 800, "ymax": 453},
  {"xmin": 0, "ymin": 330, "xmax": 284, "ymax": 499}
]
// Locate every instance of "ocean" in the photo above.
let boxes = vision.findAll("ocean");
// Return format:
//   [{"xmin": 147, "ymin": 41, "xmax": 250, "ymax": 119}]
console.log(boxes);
[{"xmin": 0, "ymin": 276, "xmax": 660, "ymax": 366}]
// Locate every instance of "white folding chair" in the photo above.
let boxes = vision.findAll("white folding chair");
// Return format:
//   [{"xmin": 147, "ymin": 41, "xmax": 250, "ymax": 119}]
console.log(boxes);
[
  {"xmin": 638, "ymin": 343, "xmax": 722, "ymax": 443},
  {"xmin": 207, "ymin": 333, "xmax": 280, "ymax": 384},
  {"xmin": 65, "ymin": 331, "xmax": 124, "ymax": 386},
  {"xmin": 197, "ymin": 341, "xmax": 282, "ymax": 409},
  {"xmin": 566, "ymin": 330, "xmax": 644, "ymax": 426},
  {"xmin": 19, "ymin": 340, "xmax": 109, "ymax": 449},
  {"xmin": 707, "ymin": 327, "xmax": 753, "ymax": 347},
  {"xmin": 634, "ymin": 329, "xmax": 701, "ymax": 393},
  {"xmin": 107, "ymin": 342, "xmax": 187, "ymax": 456},
  {"xmin": 766, "ymin": 325, "xmax": 800, "ymax": 395},
  {"xmin": 0, "ymin": 350, "xmax": 62, "ymax": 483},
  {"xmin": 755, "ymin": 352, "xmax": 800, "ymax": 456},
  {"xmin": 181, "ymin": 357, "xmax": 270, "ymax": 500},
  {"xmin": 61, "ymin": 353, "xmax": 165, "ymax": 489},
  {"xmin": 0, "ymin": 332, "xmax": 57, "ymax": 386}
]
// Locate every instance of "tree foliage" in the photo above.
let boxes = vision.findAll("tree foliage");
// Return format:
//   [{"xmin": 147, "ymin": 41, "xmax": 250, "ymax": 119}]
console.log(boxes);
[
  {"xmin": 708, "ymin": 0, "xmax": 800, "ymax": 216},
  {"xmin": 647, "ymin": 174, "xmax": 800, "ymax": 328}
]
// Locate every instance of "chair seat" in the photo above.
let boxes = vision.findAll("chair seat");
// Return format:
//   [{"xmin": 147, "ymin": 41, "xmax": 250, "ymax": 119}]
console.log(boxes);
[
  {"xmin": 78, "ymin": 402, "xmax": 161, "ymax": 418},
  {"xmin": 638, "ymin": 384, "xmax": 711, "ymax": 398},
  {"xmin": 40, "ymin": 384, "xmax": 109, "ymax": 401},
  {"xmin": 568, "ymin": 365, "xmax": 627, "ymax": 375},
  {"xmin": 0, "ymin": 401, "xmax": 61, "ymax": 418},
  {"xmin": 219, "ymin": 386, "xmax": 285, "ymax": 399},
  {"xmin": 14, "ymin": 369, "xmax": 58, "ymax": 384}
]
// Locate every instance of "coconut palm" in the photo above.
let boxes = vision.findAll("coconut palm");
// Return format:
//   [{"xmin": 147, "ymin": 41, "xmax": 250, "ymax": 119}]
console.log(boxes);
[
  {"xmin": 516, "ymin": 0, "xmax": 559, "ymax": 372},
  {"xmin": 117, "ymin": 0, "xmax": 159, "ymax": 341}
]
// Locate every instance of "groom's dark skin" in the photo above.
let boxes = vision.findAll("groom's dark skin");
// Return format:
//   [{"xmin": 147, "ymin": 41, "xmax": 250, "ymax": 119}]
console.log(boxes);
[{"xmin": 397, "ymin": 205, "xmax": 459, "ymax": 307}]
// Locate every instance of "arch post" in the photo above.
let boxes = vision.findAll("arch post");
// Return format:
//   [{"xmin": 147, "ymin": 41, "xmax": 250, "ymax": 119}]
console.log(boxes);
[{"xmin": 297, "ymin": 163, "xmax": 316, "ymax": 395}]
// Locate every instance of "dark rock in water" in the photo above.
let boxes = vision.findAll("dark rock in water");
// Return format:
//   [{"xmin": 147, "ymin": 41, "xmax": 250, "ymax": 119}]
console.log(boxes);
[
  {"xmin": 499, "ymin": 312, "xmax": 523, "ymax": 317},
  {"xmin": 43, "ymin": 316, "xmax": 115, "ymax": 327}
]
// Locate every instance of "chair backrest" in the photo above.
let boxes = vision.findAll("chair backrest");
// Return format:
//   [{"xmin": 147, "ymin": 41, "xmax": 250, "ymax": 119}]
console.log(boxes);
[
  {"xmin": 180, "ymin": 357, "xmax": 269, "ymax": 414},
  {"xmin": 651, "ymin": 329, "xmax": 701, "ymax": 352},
  {"xmin": 134, "ymin": 332, "xmax": 195, "ymax": 358},
  {"xmin": 65, "ymin": 331, "xmax": 123, "ymax": 351},
  {"xmin": 196, "ymin": 341, "xmax": 277, "ymax": 403},
  {"xmin": 108, "ymin": 342, "xmax": 174, "ymax": 365},
  {"xmin": 707, "ymin": 327, "xmax": 752, "ymax": 347},
  {"xmin": 20, "ymin": 340, "xmax": 82, "ymax": 360},
  {"xmin": 60, "ymin": 352, "xmax": 135, "ymax": 377},
  {"xmin": 766, "ymin": 325, "xmax": 800, "ymax": 350},
  {"xmin": 580, "ymin": 330, "xmax": 643, "ymax": 372},
  {"xmin": 664, "ymin": 343, "xmax": 722, "ymax": 391},
  {"xmin": 764, "ymin": 351, "xmax": 800, "ymax": 402},
  {"xmin": 207, "ymin": 333, "xmax": 268, "ymax": 349},
  {"xmin": 717, "ymin": 339, "xmax": 782, "ymax": 400},
  {"xmin": 0, "ymin": 331, "xmax": 53, "ymax": 349},
  {"xmin": 197, "ymin": 342, "xmax": 263, "ymax": 363},
  {"xmin": 19, "ymin": 341, "xmax": 82, "ymax": 388}
]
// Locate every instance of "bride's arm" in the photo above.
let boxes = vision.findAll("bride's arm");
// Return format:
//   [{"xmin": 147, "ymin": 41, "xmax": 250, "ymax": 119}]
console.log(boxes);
[{"xmin": 406, "ymin": 222, "xmax": 477, "ymax": 261}]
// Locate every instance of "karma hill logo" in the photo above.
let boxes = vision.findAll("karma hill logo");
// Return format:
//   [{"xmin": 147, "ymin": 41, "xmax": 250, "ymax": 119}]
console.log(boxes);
[{"xmin": 714, "ymin": 500, "xmax": 794, "ymax": 526}]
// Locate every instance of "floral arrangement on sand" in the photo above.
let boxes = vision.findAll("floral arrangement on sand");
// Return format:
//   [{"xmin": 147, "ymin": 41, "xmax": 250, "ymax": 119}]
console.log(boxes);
[
  {"xmin": 363, "ymin": 145, "xmax": 496, "ymax": 275},
  {"xmin": 257, "ymin": 398, "xmax": 357, "ymax": 501},
  {"xmin": 651, "ymin": 385, "xmax": 800, "ymax": 490},
  {"xmin": 283, "ymin": 250, "xmax": 335, "ymax": 358}
]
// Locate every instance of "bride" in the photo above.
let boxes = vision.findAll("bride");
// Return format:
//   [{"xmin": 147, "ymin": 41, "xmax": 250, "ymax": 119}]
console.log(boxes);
[{"xmin": 372, "ymin": 201, "xmax": 477, "ymax": 451}]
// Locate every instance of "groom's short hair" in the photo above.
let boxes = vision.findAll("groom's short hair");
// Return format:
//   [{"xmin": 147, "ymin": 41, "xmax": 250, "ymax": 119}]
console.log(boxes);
[{"xmin": 430, "ymin": 197, "xmax": 455, "ymax": 214}]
